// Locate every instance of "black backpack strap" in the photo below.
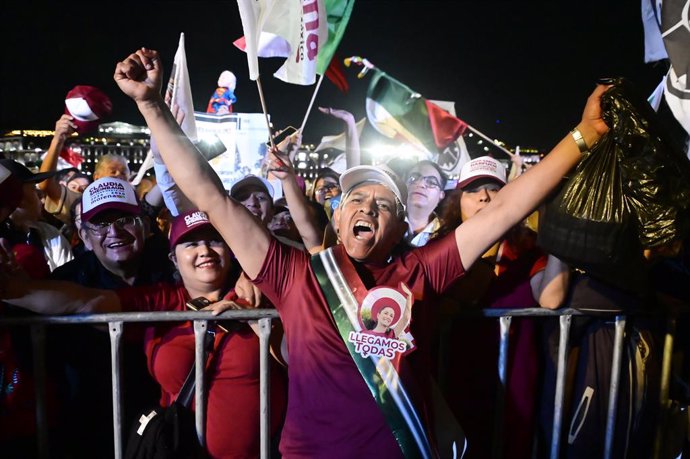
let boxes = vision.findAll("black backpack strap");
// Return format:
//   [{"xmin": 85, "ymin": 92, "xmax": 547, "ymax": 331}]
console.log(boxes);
[{"xmin": 176, "ymin": 327, "xmax": 217, "ymax": 408}]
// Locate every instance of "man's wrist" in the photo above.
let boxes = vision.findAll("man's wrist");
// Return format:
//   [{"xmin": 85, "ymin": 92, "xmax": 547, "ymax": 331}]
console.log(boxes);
[{"xmin": 136, "ymin": 96, "xmax": 165, "ymax": 114}]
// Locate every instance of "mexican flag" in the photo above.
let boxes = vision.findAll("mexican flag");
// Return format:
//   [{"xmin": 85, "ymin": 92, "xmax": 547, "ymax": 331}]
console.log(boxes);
[
  {"xmin": 316, "ymin": 0, "xmax": 355, "ymax": 74},
  {"xmin": 366, "ymin": 69, "xmax": 468, "ymax": 153}
]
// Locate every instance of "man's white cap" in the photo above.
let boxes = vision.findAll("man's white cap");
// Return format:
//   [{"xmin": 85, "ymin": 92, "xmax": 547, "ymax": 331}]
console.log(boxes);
[
  {"xmin": 81, "ymin": 177, "xmax": 140, "ymax": 222},
  {"xmin": 229, "ymin": 175, "xmax": 275, "ymax": 199},
  {"xmin": 340, "ymin": 165, "xmax": 407, "ymax": 207},
  {"xmin": 456, "ymin": 156, "xmax": 507, "ymax": 190}
]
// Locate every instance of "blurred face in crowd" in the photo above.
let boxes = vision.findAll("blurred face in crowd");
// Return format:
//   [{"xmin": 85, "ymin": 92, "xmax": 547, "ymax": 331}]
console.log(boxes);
[
  {"xmin": 10, "ymin": 184, "xmax": 42, "ymax": 225},
  {"xmin": 93, "ymin": 159, "xmax": 130, "ymax": 182},
  {"xmin": 235, "ymin": 185, "xmax": 274, "ymax": 226},
  {"xmin": 171, "ymin": 227, "xmax": 231, "ymax": 295},
  {"xmin": 58, "ymin": 169, "xmax": 78, "ymax": 186},
  {"xmin": 80, "ymin": 210, "xmax": 146, "ymax": 271},
  {"xmin": 459, "ymin": 181, "xmax": 503, "ymax": 222},
  {"xmin": 406, "ymin": 163, "xmax": 444, "ymax": 213},
  {"xmin": 67, "ymin": 176, "xmax": 90, "ymax": 193},
  {"xmin": 268, "ymin": 208, "xmax": 301, "ymax": 242},
  {"xmin": 334, "ymin": 183, "xmax": 405, "ymax": 264},
  {"xmin": 313, "ymin": 176, "xmax": 340, "ymax": 205}
]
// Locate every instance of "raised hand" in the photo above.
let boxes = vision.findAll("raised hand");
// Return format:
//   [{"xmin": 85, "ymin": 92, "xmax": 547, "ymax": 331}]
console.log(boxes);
[
  {"xmin": 579, "ymin": 84, "xmax": 612, "ymax": 141},
  {"xmin": 318, "ymin": 106, "xmax": 355, "ymax": 123},
  {"xmin": 54, "ymin": 115, "xmax": 77, "ymax": 142},
  {"xmin": 113, "ymin": 47, "xmax": 163, "ymax": 104},
  {"xmin": 201, "ymin": 299, "xmax": 246, "ymax": 316},
  {"xmin": 234, "ymin": 271, "xmax": 263, "ymax": 308},
  {"xmin": 266, "ymin": 148, "xmax": 294, "ymax": 181}
]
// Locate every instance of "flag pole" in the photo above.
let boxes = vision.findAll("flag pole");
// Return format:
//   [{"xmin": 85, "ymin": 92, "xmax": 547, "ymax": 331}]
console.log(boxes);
[
  {"xmin": 299, "ymin": 73, "xmax": 325, "ymax": 133},
  {"xmin": 255, "ymin": 76, "xmax": 275, "ymax": 149},
  {"xmin": 466, "ymin": 124, "xmax": 515, "ymax": 157}
]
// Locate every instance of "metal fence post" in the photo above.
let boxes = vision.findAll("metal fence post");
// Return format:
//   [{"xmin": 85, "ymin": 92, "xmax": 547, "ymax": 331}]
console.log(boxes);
[
  {"xmin": 492, "ymin": 315, "xmax": 512, "ymax": 459},
  {"xmin": 258, "ymin": 318, "xmax": 272, "ymax": 459},
  {"xmin": 193, "ymin": 320, "xmax": 209, "ymax": 447},
  {"xmin": 550, "ymin": 314, "xmax": 572, "ymax": 459},
  {"xmin": 653, "ymin": 317, "xmax": 676, "ymax": 459},
  {"xmin": 604, "ymin": 315, "xmax": 626, "ymax": 459},
  {"xmin": 108, "ymin": 321, "xmax": 123, "ymax": 459},
  {"xmin": 30, "ymin": 324, "xmax": 49, "ymax": 459}
]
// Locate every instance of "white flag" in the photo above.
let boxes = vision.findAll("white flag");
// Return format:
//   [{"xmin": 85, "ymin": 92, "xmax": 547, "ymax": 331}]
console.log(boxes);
[
  {"xmin": 236, "ymin": 0, "xmax": 278, "ymax": 81},
  {"xmin": 147, "ymin": 32, "xmax": 199, "ymax": 213},
  {"xmin": 235, "ymin": 0, "xmax": 327, "ymax": 85},
  {"xmin": 166, "ymin": 33, "xmax": 198, "ymax": 142}
]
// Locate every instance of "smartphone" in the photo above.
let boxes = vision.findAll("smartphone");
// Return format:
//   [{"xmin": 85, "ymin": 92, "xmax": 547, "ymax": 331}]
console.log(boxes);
[{"xmin": 268, "ymin": 126, "xmax": 297, "ymax": 147}]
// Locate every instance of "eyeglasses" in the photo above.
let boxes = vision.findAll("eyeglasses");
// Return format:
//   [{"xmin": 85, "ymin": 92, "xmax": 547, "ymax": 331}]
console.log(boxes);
[
  {"xmin": 83, "ymin": 216, "xmax": 141, "ymax": 236},
  {"xmin": 406, "ymin": 173, "xmax": 442, "ymax": 189},
  {"xmin": 315, "ymin": 183, "xmax": 340, "ymax": 194}
]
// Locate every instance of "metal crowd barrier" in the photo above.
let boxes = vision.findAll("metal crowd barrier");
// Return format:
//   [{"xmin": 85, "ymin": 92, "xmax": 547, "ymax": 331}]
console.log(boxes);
[
  {"xmin": 0, "ymin": 307, "xmax": 683, "ymax": 459},
  {"xmin": 0, "ymin": 309, "xmax": 279, "ymax": 459}
]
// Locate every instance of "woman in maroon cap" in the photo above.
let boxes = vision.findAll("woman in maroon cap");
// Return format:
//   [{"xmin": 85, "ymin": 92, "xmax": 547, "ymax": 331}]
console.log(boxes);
[{"xmin": 1, "ymin": 209, "xmax": 286, "ymax": 459}]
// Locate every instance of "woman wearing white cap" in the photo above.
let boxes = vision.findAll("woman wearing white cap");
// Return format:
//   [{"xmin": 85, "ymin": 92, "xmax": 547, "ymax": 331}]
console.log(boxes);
[{"xmin": 436, "ymin": 156, "xmax": 568, "ymax": 459}]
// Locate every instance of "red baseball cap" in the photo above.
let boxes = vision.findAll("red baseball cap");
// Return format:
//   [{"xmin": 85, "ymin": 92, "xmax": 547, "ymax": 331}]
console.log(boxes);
[
  {"xmin": 64, "ymin": 85, "xmax": 113, "ymax": 133},
  {"xmin": 168, "ymin": 210, "xmax": 216, "ymax": 248}
]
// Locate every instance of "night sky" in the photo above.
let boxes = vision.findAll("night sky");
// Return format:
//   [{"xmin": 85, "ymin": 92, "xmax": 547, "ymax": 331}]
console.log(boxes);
[{"xmin": 0, "ymin": 1, "xmax": 667, "ymax": 151}]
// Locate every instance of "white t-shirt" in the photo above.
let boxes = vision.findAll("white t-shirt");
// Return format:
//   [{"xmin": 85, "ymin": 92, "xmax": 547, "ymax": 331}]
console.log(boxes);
[{"xmin": 29, "ymin": 221, "xmax": 74, "ymax": 271}]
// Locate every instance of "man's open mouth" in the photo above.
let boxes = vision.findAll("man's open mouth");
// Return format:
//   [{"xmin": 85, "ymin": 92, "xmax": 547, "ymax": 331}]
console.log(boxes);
[{"xmin": 353, "ymin": 220, "xmax": 375, "ymax": 240}]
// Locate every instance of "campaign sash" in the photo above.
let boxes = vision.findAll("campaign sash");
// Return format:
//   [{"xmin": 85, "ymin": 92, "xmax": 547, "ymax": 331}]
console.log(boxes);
[{"xmin": 312, "ymin": 246, "xmax": 464, "ymax": 458}]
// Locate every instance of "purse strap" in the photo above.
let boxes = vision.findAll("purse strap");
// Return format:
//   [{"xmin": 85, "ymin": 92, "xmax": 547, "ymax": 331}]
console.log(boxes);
[{"xmin": 175, "ymin": 326, "xmax": 219, "ymax": 408}]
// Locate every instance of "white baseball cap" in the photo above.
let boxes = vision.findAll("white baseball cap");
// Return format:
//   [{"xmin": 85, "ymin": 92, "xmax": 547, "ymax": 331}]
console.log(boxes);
[
  {"xmin": 456, "ymin": 156, "xmax": 507, "ymax": 190},
  {"xmin": 340, "ymin": 165, "xmax": 407, "ymax": 207}
]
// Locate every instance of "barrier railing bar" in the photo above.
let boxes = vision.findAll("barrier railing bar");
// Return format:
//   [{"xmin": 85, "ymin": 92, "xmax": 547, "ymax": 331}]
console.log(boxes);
[
  {"xmin": 0, "ymin": 309, "xmax": 280, "ymax": 326},
  {"xmin": 258, "ymin": 318, "xmax": 272, "ymax": 459},
  {"xmin": 193, "ymin": 320, "xmax": 209, "ymax": 446},
  {"xmin": 604, "ymin": 316, "xmax": 627, "ymax": 459},
  {"xmin": 550, "ymin": 314, "xmax": 572, "ymax": 459},
  {"xmin": 4, "ymin": 306, "xmax": 686, "ymax": 459},
  {"xmin": 30, "ymin": 324, "xmax": 49, "ymax": 459},
  {"xmin": 653, "ymin": 317, "xmax": 676, "ymax": 459},
  {"xmin": 492, "ymin": 316, "xmax": 512, "ymax": 459},
  {"xmin": 108, "ymin": 321, "xmax": 123, "ymax": 459}
]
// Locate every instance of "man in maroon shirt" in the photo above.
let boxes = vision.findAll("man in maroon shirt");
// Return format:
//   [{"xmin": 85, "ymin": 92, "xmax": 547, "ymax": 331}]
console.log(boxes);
[{"xmin": 111, "ymin": 47, "xmax": 611, "ymax": 457}]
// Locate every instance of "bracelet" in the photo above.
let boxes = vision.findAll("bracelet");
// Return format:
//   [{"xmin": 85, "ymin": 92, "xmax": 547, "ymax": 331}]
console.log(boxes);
[{"xmin": 570, "ymin": 128, "xmax": 589, "ymax": 154}]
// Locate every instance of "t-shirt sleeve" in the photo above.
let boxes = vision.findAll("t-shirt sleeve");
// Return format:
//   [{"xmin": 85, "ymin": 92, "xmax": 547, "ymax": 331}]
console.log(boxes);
[
  {"xmin": 529, "ymin": 251, "xmax": 548, "ymax": 278},
  {"xmin": 413, "ymin": 231, "xmax": 465, "ymax": 294},
  {"xmin": 251, "ymin": 237, "xmax": 309, "ymax": 310},
  {"xmin": 115, "ymin": 282, "xmax": 185, "ymax": 312}
]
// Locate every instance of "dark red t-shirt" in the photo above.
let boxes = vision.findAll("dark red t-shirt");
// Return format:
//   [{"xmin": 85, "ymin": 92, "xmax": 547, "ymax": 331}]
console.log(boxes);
[
  {"xmin": 253, "ymin": 233, "xmax": 465, "ymax": 458},
  {"xmin": 116, "ymin": 283, "xmax": 286, "ymax": 459}
]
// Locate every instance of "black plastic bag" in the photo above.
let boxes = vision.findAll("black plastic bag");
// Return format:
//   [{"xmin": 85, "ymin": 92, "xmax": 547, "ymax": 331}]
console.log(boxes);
[{"xmin": 538, "ymin": 78, "xmax": 690, "ymax": 294}]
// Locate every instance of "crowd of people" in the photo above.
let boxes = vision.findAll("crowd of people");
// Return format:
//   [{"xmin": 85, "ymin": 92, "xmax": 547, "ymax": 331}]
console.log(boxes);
[{"xmin": 0, "ymin": 46, "xmax": 688, "ymax": 459}]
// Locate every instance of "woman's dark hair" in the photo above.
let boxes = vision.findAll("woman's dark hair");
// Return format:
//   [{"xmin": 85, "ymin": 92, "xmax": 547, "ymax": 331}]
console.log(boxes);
[
  {"xmin": 69, "ymin": 195, "xmax": 83, "ymax": 225},
  {"xmin": 66, "ymin": 172, "xmax": 91, "ymax": 185},
  {"xmin": 433, "ymin": 189, "xmax": 463, "ymax": 239}
]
